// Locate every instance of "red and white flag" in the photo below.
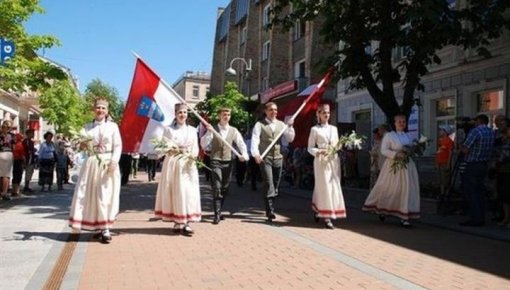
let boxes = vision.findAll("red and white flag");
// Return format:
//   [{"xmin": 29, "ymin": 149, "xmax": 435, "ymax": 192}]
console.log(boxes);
[
  {"xmin": 277, "ymin": 70, "xmax": 333, "ymax": 148},
  {"xmin": 119, "ymin": 58, "xmax": 180, "ymax": 153}
]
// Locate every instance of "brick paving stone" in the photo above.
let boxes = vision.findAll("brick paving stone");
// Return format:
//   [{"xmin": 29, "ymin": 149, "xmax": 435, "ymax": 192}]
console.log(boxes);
[{"xmin": 71, "ymin": 172, "xmax": 510, "ymax": 290}]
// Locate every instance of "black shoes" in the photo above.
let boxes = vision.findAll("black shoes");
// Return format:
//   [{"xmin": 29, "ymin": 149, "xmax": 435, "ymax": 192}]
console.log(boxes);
[
  {"xmin": 93, "ymin": 230, "xmax": 112, "ymax": 244},
  {"xmin": 324, "ymin": 220, "xmax": 334, "ymax": 229},
  {"xmin": 400, "ymin": 220, "xmax": 411, "ymax": 228},
  {"xmin": 379, "ymin": 214, "xmax": 386, "ymax": 222},
  {"xmin": 1, "ymin": 194, "xmax": 12, "ymax": 201},
  {"xmin": 459, "ymin": 220, "xmax": 485, "ymax": 227},
  {"xmin": 182, "ymin": 225, "xmax": 194, "ymax": 236},
  {"xmin": 314, "ymin": 213, "xmax": 320, "ymax": 223},
  {"xmin": 212, "ymin": 216, "xmax": 220, "ymax": 225}
]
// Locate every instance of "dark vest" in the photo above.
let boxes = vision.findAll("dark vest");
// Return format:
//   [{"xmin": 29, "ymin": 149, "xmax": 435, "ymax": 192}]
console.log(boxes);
[
  {"xmin": 259, "ymin": 119, "xmax": 285, "ymax": 159},
  {"xmin": 210, "ymin": 125, "xmax": 237, "ymax": 161}
]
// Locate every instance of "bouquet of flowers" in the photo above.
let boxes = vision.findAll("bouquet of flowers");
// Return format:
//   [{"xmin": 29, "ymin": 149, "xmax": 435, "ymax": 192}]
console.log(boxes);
[
  {"xmin": 322, "ymin": 131, "xmax": 365, "ymax": 162},
  {"xmin": 69, "ymin": 128, "xmax": 107, "ymax": 169},
  {"xmin": 151, "ymin": 137, "xmax": 212, "ymax": 171},
  {"xmin": 391, "ymin": 135, "xmax": 430, "ymax": 174}
]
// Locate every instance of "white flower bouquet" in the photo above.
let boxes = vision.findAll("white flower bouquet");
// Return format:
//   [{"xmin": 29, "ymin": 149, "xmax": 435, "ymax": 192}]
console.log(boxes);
[
  {"xmin": 69, "ymin": 128, "xmax": 106, "ymax": 169},
  {"xmin": 391, "ymin": 135, "xmax": 430, "ymax": 174},
  {"xmin": 151, "ymin": 137, "xmax": 212, "ymax": 171},
  {"xmin": 322, "ymin": 131, "xmax": 365, "ymax": 162}
]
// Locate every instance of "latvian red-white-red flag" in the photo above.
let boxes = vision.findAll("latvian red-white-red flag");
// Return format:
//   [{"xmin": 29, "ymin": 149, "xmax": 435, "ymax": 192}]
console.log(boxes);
[
  {"xmin": 277, "ymin": 69, "xmax": 333, "ymax": 147},
  {"xmin": 119, "ymin": 58, "xmax": 180, "ymax": 153}
]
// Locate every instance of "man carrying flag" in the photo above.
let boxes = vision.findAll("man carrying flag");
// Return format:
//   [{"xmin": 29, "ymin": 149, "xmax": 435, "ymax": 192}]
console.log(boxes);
[
  {"xmin": 251, "ymin": 70, "xmax": 332, "ymax": 222},
  {"xmin": 251, "ymin": 102, "xmax": 295, "ymax": 222}
]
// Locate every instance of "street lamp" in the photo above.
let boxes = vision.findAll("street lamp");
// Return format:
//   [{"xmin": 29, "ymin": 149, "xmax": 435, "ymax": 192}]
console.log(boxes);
[{"xmin": 225, "ymin": 57, "xmax": 252, "ymax": 76}]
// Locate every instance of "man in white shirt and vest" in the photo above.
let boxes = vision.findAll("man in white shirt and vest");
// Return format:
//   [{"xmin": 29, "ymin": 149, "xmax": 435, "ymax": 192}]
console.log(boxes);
[
  {"xmin": 251, "ymin": 102, "xmax": 295, "ymax": 222},
  {"xmin": 201, "ymin": 108, "xmax": 249, "ymax": 224}
]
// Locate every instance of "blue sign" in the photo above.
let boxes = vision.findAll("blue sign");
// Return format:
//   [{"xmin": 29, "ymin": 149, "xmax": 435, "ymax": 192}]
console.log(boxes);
[
  {"xmin": 0, "ymin": 38, "xmax": 16, "ymax": 65},
  {"xmin": 136, "ymin": 96, "xmax": 165, "ymax": 122}
]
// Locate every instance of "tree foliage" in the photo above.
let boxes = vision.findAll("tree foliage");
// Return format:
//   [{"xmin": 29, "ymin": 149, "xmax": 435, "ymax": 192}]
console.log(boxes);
[
  {"xmin": 84, "ymin": 79, "xmax": 124, "ymax": 122},
  {"xmin": 272, "ymin": 0, "xmax": 510, "ymax": 120},
  {"xmin": 193, "ymin": 82, "xmax": 257, "ymax": 133},
  {"xmin": 0, "ymin": 0, "xmax": 67, "ymax": 92},
  {"xmin": 38, "ymin": 79, "xmax": 89, "ymax": 134}
]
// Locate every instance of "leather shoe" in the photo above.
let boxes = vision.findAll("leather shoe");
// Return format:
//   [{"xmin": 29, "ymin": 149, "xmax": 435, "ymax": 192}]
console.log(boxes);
[
  {"xmin": 212, "ymin": 216, "xmax": 220, "ymax": 225},
  {"xmin": 313, "ymin": 213, "xmax": 320, "ymax": 223},
  {"xmin": 1, "ymin": 194, "xmax": 11, "ymax": 201},
  {"xmin": 459, "ymin": 220, "xmax": 485, "ymax": 227},
  {"xmin": 400, "ymin": 220, "xmax": 411, "ymax": 228},
  {"xmin": 324, "ymin": 220, "xmax": 334, "ymax": 229},
  {"xmin": 182, "ymin": 225, "xmax": 194, "ymax": 236}
]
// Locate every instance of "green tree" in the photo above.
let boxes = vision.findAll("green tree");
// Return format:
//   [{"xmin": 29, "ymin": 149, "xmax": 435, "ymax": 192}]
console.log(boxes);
[
  {"xmin": 0, "ymin": 0, "xmax": 67, "ymax": 92},
  {"xmin": 193, "ymin": 82, "xmax": 256, "ymax": 133},
  {"xmin": 38, "ymin": 79, "xmax": 90, "ymax": 134},
  {"xmin": 272, "ymin": 0, "xmax": 510, "ymax": 120},
  {"xmin": 84, "ymin": 79, "xmax": 124, "ymax": 122}
]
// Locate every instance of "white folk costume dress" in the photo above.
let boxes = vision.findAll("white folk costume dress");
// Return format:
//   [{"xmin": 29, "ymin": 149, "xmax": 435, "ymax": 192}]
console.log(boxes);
[
  {"xmin": 68, "ymin": 119, "xmax": 122, "ymax": 231},
  {"xmin": 362, "ymin": 131, "xmax": 420, "ymax": 220},
  {"xmin": 307, "ymin": 124, "xmax": 347, "ymax": 219},
  {"xmin": 155, "ymin": 124, "xmax": 201, "ymax": 224}
]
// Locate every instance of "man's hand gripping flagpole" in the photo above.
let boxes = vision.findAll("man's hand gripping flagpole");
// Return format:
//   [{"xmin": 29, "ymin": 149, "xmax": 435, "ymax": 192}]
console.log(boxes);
[
  {"xmin": 259, "ymin": 69, "xmax": 334, "ymax": 160},
  {"xmin": 132, "ymin": 52, "xmax": 243, "ymax": 159}
]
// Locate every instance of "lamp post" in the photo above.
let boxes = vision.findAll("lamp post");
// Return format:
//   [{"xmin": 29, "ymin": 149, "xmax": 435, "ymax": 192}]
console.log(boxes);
[
  {"xmin": 225, "ymin": 57, "xmax": 252, "ymax": 76},
  {"xmin": 225, "ymin": 57, "xmax": 252, "ymax": 98}
]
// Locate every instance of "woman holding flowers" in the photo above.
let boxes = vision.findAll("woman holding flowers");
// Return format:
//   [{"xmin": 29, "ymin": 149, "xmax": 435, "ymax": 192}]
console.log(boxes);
[
  {"xmin": 307, "ymin": 104, "xmax": 346, "ymax": 229},
  {"xmin": 68, "ymin": 98, "xmax": 122, "ymax": 244},
  {"xmin": 362, "ymin": 114, "xmax": 420, "ymax": 227},
  {"xmin": 154, "ymin": 103, "xmax": 201, "ymax": 236}
]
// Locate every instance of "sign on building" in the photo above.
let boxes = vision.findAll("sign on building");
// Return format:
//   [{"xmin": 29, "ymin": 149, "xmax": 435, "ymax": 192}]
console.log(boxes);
[
  {"xmin": 0, "ymin": 38, "xmax": 16, "ymax": 65},
  {"xmin": 408, "ymin": 104, "xmax": 419, "ymax": 140}
]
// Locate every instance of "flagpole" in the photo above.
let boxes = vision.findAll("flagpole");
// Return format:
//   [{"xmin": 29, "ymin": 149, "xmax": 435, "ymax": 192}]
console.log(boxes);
[
  {"xmin": 132, "ymin": 52, "xmax": 243, "ymax": 159},
  {"xmin": 259, "ymin": 71, "xmax": 332, "ymax": 159}
]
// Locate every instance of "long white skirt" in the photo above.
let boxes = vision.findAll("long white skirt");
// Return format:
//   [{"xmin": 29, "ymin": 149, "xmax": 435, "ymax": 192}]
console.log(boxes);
[
  {"xmin": 68, "ymin": 154, "xmax": 120, "ymax": 231},
  {"xmin": 312, "ymin": 155, "xmax": 346, "ymax": 219},
  {"xmin": 155, "ymin": 155, "xmax": 201, "ymax": 224},
  {"xmin": 362, "ymin": 158, "xmax": 420, "ymax": 220}
]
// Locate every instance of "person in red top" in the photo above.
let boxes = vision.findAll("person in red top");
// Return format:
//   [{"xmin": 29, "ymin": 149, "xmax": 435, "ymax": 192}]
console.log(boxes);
[
  {"xmin": 436, "ymin": 126, "xmax": 455, "ymax": 196},
  {"xmin": 11, "ymin": 133, "xmax": 25, "ymax": 196}
]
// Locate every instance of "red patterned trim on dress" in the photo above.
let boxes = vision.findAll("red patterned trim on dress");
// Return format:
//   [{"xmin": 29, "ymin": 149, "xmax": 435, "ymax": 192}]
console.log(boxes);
[
  {"xmin": 154, "ymin": 211, "xmax": 202, "ymax": 223},
  {"xmin": 362, "ymin": 204, "xmax": 420, "ymax": 219},
  {"xmin": 312, "ymin": 203, "xmax": 347, "ymax": 218},
  {"xmin": 68, "ymin": 218, "xmax": 115, "ymax": 230}
]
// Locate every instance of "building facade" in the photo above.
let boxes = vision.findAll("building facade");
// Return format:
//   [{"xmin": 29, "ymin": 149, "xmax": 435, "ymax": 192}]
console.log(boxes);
[
  {"xmin": 210, "ymin": 0, "xmax": 337, "ymax": 153},
  {"xmin": 172, "ymin": 71, "xmax": 210, "ymax": 107}
]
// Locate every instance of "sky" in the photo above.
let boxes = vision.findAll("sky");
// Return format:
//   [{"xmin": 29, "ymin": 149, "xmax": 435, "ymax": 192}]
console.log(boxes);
[{"xmin": 26, "ymin": 0, "xmax": 230, "ymax": 101}]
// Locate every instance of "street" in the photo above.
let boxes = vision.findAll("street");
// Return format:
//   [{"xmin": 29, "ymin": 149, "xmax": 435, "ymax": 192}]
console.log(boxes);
[{"xmin": 1, "ymin": 172, "xmax": 510, "ymax": 290}]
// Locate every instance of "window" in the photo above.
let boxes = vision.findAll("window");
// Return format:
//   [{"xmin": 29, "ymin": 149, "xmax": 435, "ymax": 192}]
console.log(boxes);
[
  {"xmin": 294, "ymin": 60, "xmax": 305, "ymax": 78},
  {"xmin": 435, "ymin": 96, "xmax": 455, "ymax": 117},
  {"xmin": 476, "ymin": 89, "xmax": 504, "ymax": 112},
  {"xmin": 262, "ymin": 41, "xmax": 270, "ymax": 61},
  {"xmin": 240, "ymin": 27, "xmax": 247, "ymax": 44},
  {"xmin": 261, "ymin": 77, "xmax": 269, "ymax": 92},
  {"xmin": 192, "ymin": 85, "xmax": 199, "ymax": 99},
  {"xmin": 262, "ymin": 4, "xmax": 271, "ymax": 27},
  {"xmin": 293, "ymin": 20, "xmax": 306, "ymax": 40},
  {"xmin": 435, "ymin": 96, "xmax": 456, "ymax": 148}
]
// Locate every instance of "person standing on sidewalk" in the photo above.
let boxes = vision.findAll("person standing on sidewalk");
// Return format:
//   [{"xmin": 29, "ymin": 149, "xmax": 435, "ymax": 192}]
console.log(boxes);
[
  {"xmin": 37, "ymin": 131, "xmax": 56, "ymax": 192},
  {"xmin": 307, "ymin": 104, "xmax": 346, "ymax": 229},
  {"xmin": 146, "ymin": 152, "xmax": 159, "ymax": 182},
  {"xmin": 251, "ymin": 102, "xmax": 295, "ymax": 222},
  {"xmin": 362, "ymin": 114, "xmax": 420, "ymax": 227},
  {"xmin": 0, "ymin": 120, "xmax": 15, "ymax": 200},
  {"xmin": 200, "ymin": 107, "xmax": 249, "ymax": 224},
  {"xmin": 459, "ymin": 114, "xmax": 495, "ymax": 227},
  {"xmin": 131, "ymin": 153, "xmax": 140, "ymax": 179},
  {"xmin": 11, "ymin": 133, "xmax": 25, "ymax": 196},
  {"xmin": 68, "ymin": 98, "xmax": 122, "ymax": 244},
  {"xmin": 22, "ymin": 129, "xmax": 36, "ymax": 193},
  {"xmin": 155, "ymin": 103, "xmax": 201, "ymax": 236}
]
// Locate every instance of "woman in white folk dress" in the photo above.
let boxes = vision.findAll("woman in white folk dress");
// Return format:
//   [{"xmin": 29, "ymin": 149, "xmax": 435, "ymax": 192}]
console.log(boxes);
[
  {"xmin": 307, "ymin": 104, "xmax": 346, "ymax": 229},
  {"xmin": 155, "ymin": 103, "xmax": 201, "ymax": 236},
  {"xmin": 362, "ymin": 114, "xmax": 420, "ymax": 227},
  {"xmin": 68, "ymin": 98, "xmax": 122, "ymax": 243}
]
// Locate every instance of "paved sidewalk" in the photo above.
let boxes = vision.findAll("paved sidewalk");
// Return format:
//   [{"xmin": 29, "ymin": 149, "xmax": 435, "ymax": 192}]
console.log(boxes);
[{"xmin": 1, "ymin": 172, "xmax": 510, "ymax": 290}]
